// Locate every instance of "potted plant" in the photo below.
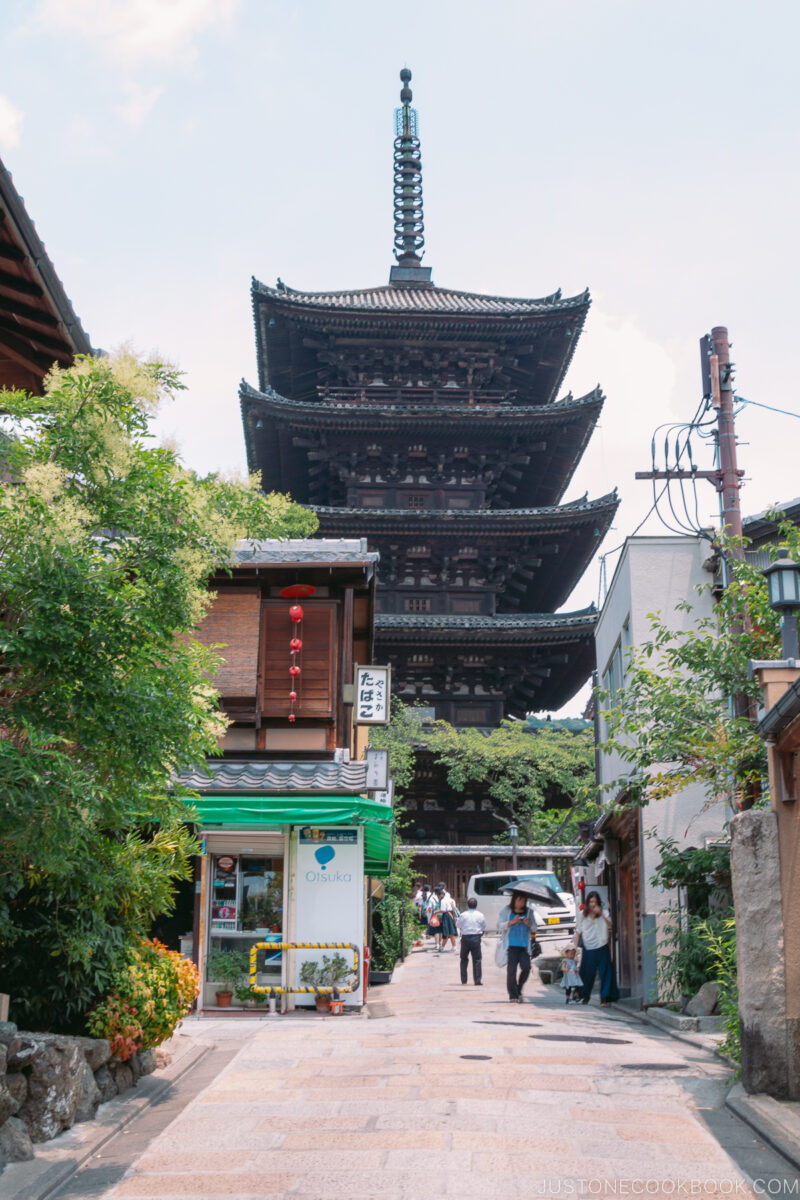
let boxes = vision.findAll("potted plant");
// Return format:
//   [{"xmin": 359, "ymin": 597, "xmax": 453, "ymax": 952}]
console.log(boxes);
[
  {"xmin": 205, "ymin": 948, "xmax": 249, "ymax": 1007},
  {"xmin": 234, "ymin": 983, "xmax": 266, "ymax": 1009},
  {"xmin": 299, "ymin": 953, "xmax": 355, "ymax": 1012}
]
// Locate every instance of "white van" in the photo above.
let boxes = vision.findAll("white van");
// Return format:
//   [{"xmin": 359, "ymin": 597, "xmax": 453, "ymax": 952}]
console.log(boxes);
[{"xmin": 466, "ymin": 870, "xmax": 576, "ymax": 940}]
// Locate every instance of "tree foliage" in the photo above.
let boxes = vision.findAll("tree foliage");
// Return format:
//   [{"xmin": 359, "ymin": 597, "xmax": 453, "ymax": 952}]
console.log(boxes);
[
  {"xmin": 425, "ymin": 720, "xmax": 596, "ymax": 844},
  {"xmin": 597, "ymin": 527, "xmax": 798, "ymax": 813},
  {"xmin": 0, "ymin": 352, "xmax": 316, "ymax": 1030}
]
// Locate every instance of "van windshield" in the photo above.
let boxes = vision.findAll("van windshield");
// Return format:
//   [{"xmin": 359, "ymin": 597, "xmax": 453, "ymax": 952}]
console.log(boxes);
[{"xmin": 472, "ymin": 872, "xmax": 564, "ymax": 897}]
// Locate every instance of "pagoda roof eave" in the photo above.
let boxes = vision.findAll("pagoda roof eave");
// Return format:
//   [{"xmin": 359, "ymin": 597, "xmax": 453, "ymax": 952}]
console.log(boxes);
[
  {"xmin": 251, "ymin": 276, "xmax": 590, "ymax": 318},
  {"xmin": 313, "ymin": 492, "xmax": 619, "ymax": 530},
  {"xmin": 376, "ymin": 608, "xmax": 597, "ymax": 641},
  {"xmin": 239, "ymin": 379, "xmax": 604, "ymax": 428}
]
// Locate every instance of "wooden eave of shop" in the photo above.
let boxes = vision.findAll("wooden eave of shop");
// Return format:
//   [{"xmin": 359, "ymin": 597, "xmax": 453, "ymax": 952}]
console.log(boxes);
[{"xmin": 0, "ymin": 158, "xmax": 92, "ymax": 393}]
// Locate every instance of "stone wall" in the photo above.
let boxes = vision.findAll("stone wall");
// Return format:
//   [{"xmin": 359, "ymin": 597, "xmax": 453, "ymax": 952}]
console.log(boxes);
[{"xmin": 0, "ymin": 1022, "xmax": 166, "ymax": 1174}]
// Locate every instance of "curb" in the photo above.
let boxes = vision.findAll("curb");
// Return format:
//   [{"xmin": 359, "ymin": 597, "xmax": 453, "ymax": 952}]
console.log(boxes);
[
  {"xmin": 725, "ymin": 1082, "xmax": 800, "ymax": 1174},
  {"xmin": 0, "ymin": 1039, "xmax": 212, "ymax": 1200},
  {"xmin": 606, "ymin": 998, "xmax": 728, "ymax": 1056}
]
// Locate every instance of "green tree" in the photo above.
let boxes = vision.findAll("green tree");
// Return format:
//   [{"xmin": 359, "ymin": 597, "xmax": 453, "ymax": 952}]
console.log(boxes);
[
  {"xmin": 0, "ymin": 351, "xmax": 316, "ymax": 1030},
  {"xmin": 597, "ymin": 530, "xmax": 796, "ymax": 813},
  {"xmin": 425, "ymin": 720, "xmax": 597, "ymax": 843}
]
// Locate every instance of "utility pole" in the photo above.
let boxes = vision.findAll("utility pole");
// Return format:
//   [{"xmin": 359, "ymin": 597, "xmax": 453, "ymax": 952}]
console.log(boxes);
[{"xmin": 635, "ymin": 324, "xmax": 745, "ymax": 547}]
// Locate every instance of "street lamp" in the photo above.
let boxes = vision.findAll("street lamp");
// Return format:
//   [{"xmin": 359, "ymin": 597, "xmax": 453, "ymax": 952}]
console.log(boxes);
[
  {"xmin": 508, "ymin": 824, "xmax": 519, "ymax": 871},
  {"xmin": 764, "ymin": 557, "xmax": 800, "ymax": 659}
]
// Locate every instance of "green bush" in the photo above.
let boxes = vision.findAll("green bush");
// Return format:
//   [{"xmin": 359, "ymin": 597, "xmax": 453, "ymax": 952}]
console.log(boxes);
[
  {"xmin": 656, "ymin": 910, "xmax": 731, "ymax": 1001},
  {"xmin": 697, "ymin": 915, "xmax": 740, "ymax": 1064},
  {"xmin": 86, "ymin": 938, "xmax": 199, "ymax": 1060}
]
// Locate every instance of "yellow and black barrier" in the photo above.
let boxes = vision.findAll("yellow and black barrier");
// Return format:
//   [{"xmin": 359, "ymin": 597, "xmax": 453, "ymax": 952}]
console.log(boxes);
[{"xmin": 248, "ymin": 941, "xmax": 360, "ymax": 995}]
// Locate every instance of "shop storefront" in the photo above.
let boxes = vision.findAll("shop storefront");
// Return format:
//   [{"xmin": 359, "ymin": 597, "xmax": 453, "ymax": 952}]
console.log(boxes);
[{"xmin": 190, "ymin": 782, "xmax": 394, "ymax": 1011}]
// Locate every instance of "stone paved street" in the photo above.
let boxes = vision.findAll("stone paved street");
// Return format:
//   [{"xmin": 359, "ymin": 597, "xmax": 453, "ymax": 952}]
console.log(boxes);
[{"xmin": 57, "ymin": 942, "xmax": 799, "ymax": 1199}]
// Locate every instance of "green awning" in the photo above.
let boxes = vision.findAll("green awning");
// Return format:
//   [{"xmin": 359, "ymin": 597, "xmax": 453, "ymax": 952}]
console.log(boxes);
[{"xmin": 191, "ymin": 794, "xmax": 394, "ymax": 877}]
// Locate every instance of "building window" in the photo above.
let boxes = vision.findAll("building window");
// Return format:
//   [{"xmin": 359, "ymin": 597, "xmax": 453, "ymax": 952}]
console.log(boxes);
[
  {"xmin": 406, "ymin": 494, "xmax": 427, "ymax": 509},
  {"xmin": 404, "ymin": 597, "xmax": 431, "ymax": 613},
  {"xmin": 446, "ymin": 495, "xmax": 473, "ymax": 509},
  {"xmin": 358, "ymin": 492, "xmax": 385, "ymax": 507},
  {"xmin": 454, "ymin": 705, "xmax": 490, "ymax": 725},
  {"xmin": 602, "ymin": 637, "xmax": 626, "ymax": 698}
]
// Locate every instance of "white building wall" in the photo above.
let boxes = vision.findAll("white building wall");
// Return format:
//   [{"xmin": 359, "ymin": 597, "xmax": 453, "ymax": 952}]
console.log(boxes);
[{"xmin": 594, "ymin": 535, "xmax": 726, "ymax": 1000}]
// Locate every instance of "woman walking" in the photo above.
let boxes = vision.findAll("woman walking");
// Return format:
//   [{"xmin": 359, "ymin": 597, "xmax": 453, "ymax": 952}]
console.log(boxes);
[
  {"xmin": 438, "ymin": 885, "xmax": 458, "ymax": 952},
  {"xmin": 575, "ymin": 890, "xmax": 616, "ymax": 1006},
  {"xmin": 498, "ymin": 890, "xmax": 536, "ymax": 1002},
  {"xmin": 425, "ymin": 886, "xmax": 443, "ymax": 951}
]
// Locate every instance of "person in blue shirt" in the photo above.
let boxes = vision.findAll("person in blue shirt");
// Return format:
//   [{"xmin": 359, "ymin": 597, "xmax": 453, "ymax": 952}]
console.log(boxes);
[{"xmin": 498, "ymin": 890, "xmax": 536, "ymax": 1002}]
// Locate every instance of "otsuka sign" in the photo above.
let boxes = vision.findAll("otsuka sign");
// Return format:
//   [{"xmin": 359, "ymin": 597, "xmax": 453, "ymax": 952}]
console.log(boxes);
[{"xmin": 293, "ymin": 827, "xmax": 364, "ymax": 1006}]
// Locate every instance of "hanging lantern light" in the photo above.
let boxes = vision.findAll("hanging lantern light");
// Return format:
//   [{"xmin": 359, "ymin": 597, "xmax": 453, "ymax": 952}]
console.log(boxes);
[
  {"xmin": 287, "ymin": 599, "xmax": 307, "ymax": 721},
  {"xmin": 289, "ymin": 604, "xmax": 304, "ymax": 623}
]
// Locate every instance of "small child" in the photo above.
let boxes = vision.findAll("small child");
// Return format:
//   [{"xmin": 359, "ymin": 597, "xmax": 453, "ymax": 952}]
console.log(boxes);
[{"xmin": 560, "ymin": 947, "xmax": 583, "ymax": 1004}]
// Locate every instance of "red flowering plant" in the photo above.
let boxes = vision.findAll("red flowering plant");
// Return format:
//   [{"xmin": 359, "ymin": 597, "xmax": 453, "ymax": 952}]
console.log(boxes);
[{"xmin": 87, "ymin": 938, "xmax": 199, "ymax": 1060}]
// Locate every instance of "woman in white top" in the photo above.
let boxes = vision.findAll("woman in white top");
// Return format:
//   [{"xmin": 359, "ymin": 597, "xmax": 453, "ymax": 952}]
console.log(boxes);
[{"xmin": 573, "ymin": 890, "xmax": 616, "ymax": 1006}]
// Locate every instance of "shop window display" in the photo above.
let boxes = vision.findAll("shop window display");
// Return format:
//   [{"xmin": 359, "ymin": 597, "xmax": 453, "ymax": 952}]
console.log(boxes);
[{"xmin": 209, "ymin": 855, "xmax": 284, "ymax": 991}]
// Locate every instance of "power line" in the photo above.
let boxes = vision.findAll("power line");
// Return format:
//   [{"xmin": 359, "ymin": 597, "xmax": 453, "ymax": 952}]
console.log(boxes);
[{"xmin": 735, "ymin": 395, "xmax": 800, "ymax": 421}]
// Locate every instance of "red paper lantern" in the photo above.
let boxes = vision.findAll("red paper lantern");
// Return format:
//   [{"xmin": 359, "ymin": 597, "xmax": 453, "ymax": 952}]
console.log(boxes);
[
  {"xmin": 289, "ymin": 691, "xmax": 297, "ymax": 701},
  {"xmin": 289, "ymin": 604, "xmax": 304, "ymax": 623},
  {"xmin": 288, "ymin": 713, "xmax": 296, "ymax": 723},
  {"xmin": 290, "ymin": 637, "xmax": 303, "ymax": 652},
  {"xmin": 289, "ymin": 664, "xmax": 301, "ymax": 677}
]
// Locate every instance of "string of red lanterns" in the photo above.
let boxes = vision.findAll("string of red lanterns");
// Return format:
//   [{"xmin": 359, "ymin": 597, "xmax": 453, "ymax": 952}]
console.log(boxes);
[{"xmin": 280, "ymin": 584, "xmax": 316, "ymax": 723}]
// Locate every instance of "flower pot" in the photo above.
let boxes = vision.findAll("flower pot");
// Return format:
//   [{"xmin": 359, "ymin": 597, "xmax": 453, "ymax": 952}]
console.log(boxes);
[
  {"xmin": 216, "ymin": 990, "xmax": 233, "ymax": 1007},
  {"xmin": 315, "ymin": 994, "xmax": 332, "ymax": 1013}
]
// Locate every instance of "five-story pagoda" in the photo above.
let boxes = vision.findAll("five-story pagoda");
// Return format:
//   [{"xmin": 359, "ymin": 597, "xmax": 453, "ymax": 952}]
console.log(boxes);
[{"xmin": 242, "ymin": 70, "xmax": 617, "ymax": 730}]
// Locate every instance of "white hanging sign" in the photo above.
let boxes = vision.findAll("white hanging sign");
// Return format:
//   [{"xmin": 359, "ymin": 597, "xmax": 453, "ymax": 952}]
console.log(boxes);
[{"xmin": 354, "ymin": 665, "xmax": 391, "ymax": 724}]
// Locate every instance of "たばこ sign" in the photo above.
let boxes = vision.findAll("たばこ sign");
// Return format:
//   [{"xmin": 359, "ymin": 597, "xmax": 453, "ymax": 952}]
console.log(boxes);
[{"xmin": 354, "ymin": 665, "xmax": 390, "ymax": 724}]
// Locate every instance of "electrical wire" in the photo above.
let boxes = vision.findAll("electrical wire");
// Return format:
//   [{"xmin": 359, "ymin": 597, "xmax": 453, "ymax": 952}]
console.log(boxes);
[{"xmin": 735, "ymin": 395, "xmax": 800, "ymax": 421}]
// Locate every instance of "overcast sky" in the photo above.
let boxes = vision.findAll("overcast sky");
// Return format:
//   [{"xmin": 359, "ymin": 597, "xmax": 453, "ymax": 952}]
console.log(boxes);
[{"xmin": 1, "ymin": 0, "xmax": 798, "ymax": 715}]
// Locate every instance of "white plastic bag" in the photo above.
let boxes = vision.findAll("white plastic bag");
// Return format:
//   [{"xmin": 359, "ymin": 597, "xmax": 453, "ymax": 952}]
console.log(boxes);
[{"xmin": 494, "ymin": 939, "xmax": 508, "ymax": 968}]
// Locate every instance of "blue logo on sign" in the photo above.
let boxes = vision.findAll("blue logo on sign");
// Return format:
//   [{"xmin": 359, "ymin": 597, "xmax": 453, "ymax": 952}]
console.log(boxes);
[{"xmin": 314, "ymin": 846, "xmax": 336, "ymax": 868}]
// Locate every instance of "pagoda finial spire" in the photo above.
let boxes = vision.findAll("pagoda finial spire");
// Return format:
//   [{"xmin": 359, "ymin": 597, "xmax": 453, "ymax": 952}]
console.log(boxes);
[{"xmin": 390, "ymin": 68, "xmax": 432, "ymax": 285}]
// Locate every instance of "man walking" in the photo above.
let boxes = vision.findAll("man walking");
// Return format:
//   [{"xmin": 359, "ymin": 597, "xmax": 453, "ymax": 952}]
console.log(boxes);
[{"xmin": 457, "ymin": 897, "xmax": 486, "ymax": 985}]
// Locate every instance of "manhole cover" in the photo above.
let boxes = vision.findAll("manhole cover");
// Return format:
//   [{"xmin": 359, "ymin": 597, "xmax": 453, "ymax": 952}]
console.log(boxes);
[
  {"xmin": 620, "ymin": 1063, "xmax": 688, "ymax": 1071},
  {"xmin": 530, "ymin": 1034, "xmax": 631, "ymax": 1045},
  {"xmin": 460, "ymin": 1054, "xmax": 492, "ymax": 1060},
  {"xmin": 475, "ymin": 1020, "xmax": 543, "ymax": 1028}
]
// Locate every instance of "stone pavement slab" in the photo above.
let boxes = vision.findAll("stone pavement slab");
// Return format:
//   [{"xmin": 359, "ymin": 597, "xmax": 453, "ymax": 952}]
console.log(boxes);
[{"xmin": 16, "ymin": 940, "xmax": 800, "ymax": 1198}]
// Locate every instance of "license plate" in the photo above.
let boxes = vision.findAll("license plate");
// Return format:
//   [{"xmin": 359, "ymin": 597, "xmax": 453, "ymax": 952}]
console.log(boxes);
[{"xmin": 547, "ymin": 917, "xmax": 560, "ymax": 924}]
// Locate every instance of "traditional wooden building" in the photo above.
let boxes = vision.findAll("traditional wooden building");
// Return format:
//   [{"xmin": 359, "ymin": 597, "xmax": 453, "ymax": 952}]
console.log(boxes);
[
  {"xmin": 240, "ymin": 71, "xmax": 616, "ymax": 838},
  {"xmin": 0, "ymin": 156, "xmax": 91, "ymax": 392}
]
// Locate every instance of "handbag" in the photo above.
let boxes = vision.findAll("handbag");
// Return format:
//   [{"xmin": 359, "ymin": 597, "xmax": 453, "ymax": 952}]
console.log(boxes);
[
  {"xmin": 494, "ymin": 938, "xmax": 508, "ymax": 967},
  {"xmin": 531, "ymin": 939, "xmax": 542, "ymax": 959},
  {"xmin": 429, "ymin": 910, "xmax": 441, "ymax": 928}
]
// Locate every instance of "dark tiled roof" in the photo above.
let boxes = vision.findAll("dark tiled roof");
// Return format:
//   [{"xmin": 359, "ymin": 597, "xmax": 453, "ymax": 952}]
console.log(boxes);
[
  {"xmin": 316, "ymin": 493, "xmax": 618, "ymax": 524},
  {"xmin": 239, "ymin": 380, "xmax": 605, "ymax": 425},
  {"xmin": 252, "ymin": 277, "xmax": 589, "ymax": 317},
  {"xmin": 232, "ymin": 537, "xmax": 378, "ymax": 567},
  {"xmin": 377, "ymin": 608, "xmax": 595, "ymax": 632},
  {"xmin": 175, "ymin": 759, "xmax": 369, "ymax": 794}
]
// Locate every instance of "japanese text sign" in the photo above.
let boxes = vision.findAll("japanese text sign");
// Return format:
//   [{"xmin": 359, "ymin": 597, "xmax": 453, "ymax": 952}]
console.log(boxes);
[{"xmin": 354, "ymin": 665, "xmax": 391, "ymax": 724}]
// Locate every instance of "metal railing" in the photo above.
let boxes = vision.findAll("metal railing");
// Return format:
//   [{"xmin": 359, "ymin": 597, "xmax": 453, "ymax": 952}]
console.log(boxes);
[{"xmin": 248, "ymin": 941, "xmax": 360, "ymax": 995}]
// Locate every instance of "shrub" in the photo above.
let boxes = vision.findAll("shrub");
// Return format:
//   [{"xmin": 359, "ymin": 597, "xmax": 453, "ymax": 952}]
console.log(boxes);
[
  {"xmin": 697, "ymin": 915, "xmax": 740, "ymax": 1064},
  {"xmin": 655, "ymin": 910, "xmax": 732, "ymax": 1002},
  {"xmin": 87, "ymin": 938, "xmax": 198, "ymax": 1060}
]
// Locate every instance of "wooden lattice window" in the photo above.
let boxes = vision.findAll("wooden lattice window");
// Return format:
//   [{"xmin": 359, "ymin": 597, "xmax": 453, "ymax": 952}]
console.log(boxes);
[
  {"xmin": 404, "ymin": 597, "xmax": 431, "ymax": 613},
  {"xmin": 261, "ymin": 600, "xmax": 336, "ymax": 718}
]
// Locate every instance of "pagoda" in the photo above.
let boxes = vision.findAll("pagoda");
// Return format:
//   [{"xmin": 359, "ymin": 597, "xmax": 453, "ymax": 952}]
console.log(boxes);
[{"xmin": 241, "ymin": 69, "xmax": 617, "ymax": 735}]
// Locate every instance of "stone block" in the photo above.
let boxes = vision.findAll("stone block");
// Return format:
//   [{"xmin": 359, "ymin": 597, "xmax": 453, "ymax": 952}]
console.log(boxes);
[
  {"xmin": 0, "ymin": 1045, "xmax": 6, "ymax": 1075},
  {"xmin": 0, "ymin": 1116, "xmax": 34, "ymax": 1162},
  {"xmin": 18, "ymin": 1038, "xmax": 84, "ymax": 1142},
  {"xmin": 74, "ymin": 1036, "xmax": 112, "ymax": 1072},
  {"xmin": 94, "ymin": 1065, "xmax": 118, "ymax": 1104},
  {"xmin": 6, "ymin": 1036, "xmax": 43, "ymax": 1070},
  {"xmin": 4, "ymin": 1074, "xmax": 27, "ymax": 1111},
  {"xmin": 132, "ymin": 1049, "xmax": 157, "ymax": 1077},
  {"xmin": 110, "ymin": 1059, "xmax": 135, "ymax": 1095},
  {"xmin": 731, "ymin": 810, "xmax": 791, "ymax": 1096},
  {"xmin": 0, "ymin": 1022, "xmax": 17, "ymax": 1042},
  {"xmin": 686, "ymin": 981, "xmax": 720, "ymax": 1017},
  {"xmin": 74, "ymin": 1059, "xmax": 101, "ymax": 1123},
  {"xmin": 154, "ymin": 1046, "xmax": 172, "ymax": 1069},
  {"xmin": 0, "ymin": 1081, "xmax": 18, "ymax": 1124}
]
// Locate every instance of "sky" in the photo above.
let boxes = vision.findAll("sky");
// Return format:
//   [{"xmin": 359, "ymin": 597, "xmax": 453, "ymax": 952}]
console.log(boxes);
[{"xmin": 1, "ymin": 0, "xmax": 798, "ymax": 715}]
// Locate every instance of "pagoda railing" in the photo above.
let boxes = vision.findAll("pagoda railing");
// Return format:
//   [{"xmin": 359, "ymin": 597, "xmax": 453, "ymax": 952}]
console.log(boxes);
[{"xmin": 315, "ymin": 385, "xmax": 517, "ymax": 407}]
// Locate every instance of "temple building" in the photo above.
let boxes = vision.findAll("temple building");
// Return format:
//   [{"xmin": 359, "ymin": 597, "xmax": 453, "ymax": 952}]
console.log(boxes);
[{"xmin": 241, "ymin": 71, "xmax": 616, "ymax": 837}]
